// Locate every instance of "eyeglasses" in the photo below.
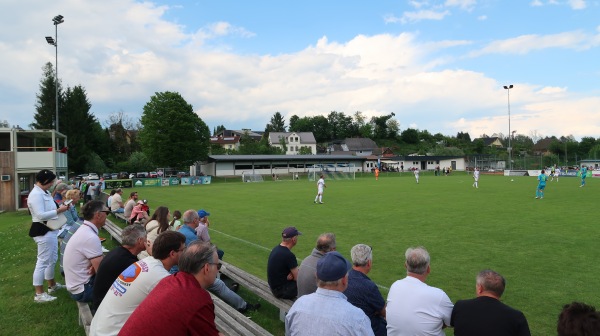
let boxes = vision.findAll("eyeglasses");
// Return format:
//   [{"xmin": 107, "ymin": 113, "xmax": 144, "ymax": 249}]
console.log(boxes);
[
  {"xmin": 208, "ymin": 262, "xmax": 222, "ymax": 270},
  {"xmin": 98, "ymin": 210, "xmax": 111, "ymax": 214}
]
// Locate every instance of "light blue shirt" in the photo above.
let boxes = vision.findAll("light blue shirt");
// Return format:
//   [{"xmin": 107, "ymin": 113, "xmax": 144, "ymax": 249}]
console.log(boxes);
[{"xmin": 285, "ymin": 287, "xmax": 374, "ymax": 336}]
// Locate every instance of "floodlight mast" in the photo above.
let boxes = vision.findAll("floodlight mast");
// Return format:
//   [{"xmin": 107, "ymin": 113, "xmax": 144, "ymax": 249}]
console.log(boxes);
[
  {"xmin": 503, "ymin": 85, "xmax": 514, "ymax": 171},
  {"xmin": 45, "ymin": 15, "xmax": 64, "ymax": 133}
]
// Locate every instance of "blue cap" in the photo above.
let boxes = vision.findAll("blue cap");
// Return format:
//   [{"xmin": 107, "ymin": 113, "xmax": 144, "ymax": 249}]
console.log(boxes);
[
  {"xmin": 317, "ymin": 251, "xmax": 351, "ymax": 282},
  {"xmin": 197, "ymin": 209, "xmax": 210, "ymax": 218},
  {"xmin": 282, "ymin": 226, "xmax": 301, "ymax": 238}
]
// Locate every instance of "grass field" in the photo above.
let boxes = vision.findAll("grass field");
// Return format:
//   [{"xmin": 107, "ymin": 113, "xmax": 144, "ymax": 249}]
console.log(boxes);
[{"xmin": 1, "ymin": 171, "xmax": 596, "ymax": 335}]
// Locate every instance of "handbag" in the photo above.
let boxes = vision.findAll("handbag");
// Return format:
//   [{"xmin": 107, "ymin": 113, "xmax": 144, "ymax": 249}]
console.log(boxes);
[{"xmin": 45, "ymin": 213, "xmax": 67, "ymax": 230}]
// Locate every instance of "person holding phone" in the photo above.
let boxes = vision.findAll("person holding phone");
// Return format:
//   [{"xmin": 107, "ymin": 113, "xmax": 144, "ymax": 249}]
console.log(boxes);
[{"xmin": 28, "ymin": 169, "xmax": 70, "ymax": 303}]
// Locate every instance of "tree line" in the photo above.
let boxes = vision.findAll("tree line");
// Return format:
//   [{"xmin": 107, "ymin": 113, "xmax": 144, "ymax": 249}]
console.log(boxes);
[{"xmin": 30, "ymin": 63, "xmax": 600, "ymax": 174}]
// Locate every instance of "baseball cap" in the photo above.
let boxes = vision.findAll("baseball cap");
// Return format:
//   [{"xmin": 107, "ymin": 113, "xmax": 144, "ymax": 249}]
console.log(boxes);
[
  {"xmin": 197, "ymin": 209, "xmax": 210, "ymax": 218},
  {"xmin": 137, "ymin": 200, "xmax": 144, "ymax": 205},
  {"xmin": 317, "ymin": 251, "xmax": 351, "ymax": 282},
  {"xmin": 282, "ymin": 226, "xmax": 302, "ymax": 238}
]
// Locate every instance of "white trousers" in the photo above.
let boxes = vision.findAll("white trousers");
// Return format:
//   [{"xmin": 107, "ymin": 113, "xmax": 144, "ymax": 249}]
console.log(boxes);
[{"xmin": 32, "ymin": 230, "xmax": 58, "ymax": 286}]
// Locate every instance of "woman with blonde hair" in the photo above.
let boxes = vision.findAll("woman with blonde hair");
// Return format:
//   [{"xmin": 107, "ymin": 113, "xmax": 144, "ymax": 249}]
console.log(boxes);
[{"xmin": 138, "ymin": 206, "xmax": 170, "ymax": 259}]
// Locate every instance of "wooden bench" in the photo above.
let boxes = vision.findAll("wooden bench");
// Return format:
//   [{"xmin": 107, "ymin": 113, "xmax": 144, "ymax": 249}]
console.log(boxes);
[
  {"xmin": 103, "ymin": 218, "xmax": 123, "ymax": 244},
  {"xmin": 77, "ymin": 301, "xmax": 93, "ymax": 335},
  {"xmin": 113, "ymin": 212, "xmax": 129, "ymax": 224},
  {"xmin": 210, "ymin": 293, "xmax": 272, "ymax": 336},
  {"xmin": 220, "ymin": 261, "xmax": 294, "ymax": 321}
]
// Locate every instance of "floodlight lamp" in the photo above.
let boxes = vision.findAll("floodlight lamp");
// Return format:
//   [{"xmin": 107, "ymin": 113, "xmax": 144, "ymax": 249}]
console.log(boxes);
[
  {"xmin": 52, "ymin": 15, "xmax": 64, "ymax": 25},
  {"xmin": 45, "ymin": 36, "xmax": 55, "ymax": 45}
]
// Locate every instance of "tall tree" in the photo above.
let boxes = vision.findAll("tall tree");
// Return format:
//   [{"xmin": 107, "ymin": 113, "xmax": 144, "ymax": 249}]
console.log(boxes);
[
  {"xmin": 31, "ymin": 62, "xmax": 63, "ymax": 130},
  {"xmin": 138, "ymin": 92, "xmax": 210, "ymax": 168},
  {"xmin": 370, "ymin": 113, "xmax": 395, "ymax": 139},
  {"xmin": 265, "ymin": 112, "xmax": 286, "ymax": 133},
  {"xmin": 105, "ymin": 111, "xmax": 138, "ymax": 165}
]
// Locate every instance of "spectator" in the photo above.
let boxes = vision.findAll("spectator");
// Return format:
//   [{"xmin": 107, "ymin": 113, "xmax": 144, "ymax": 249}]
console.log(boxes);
[
  {"xmin": 28, "ymin": 169, "xmax": 70, "ymax": 302},
  {"xmin": 94, "ymin": 178, "xmax": 104, "ymax": 200},
  {"xmin": 195, "ymin": 209, "xmax": 224, "ymax": 259},
  {"xmin": 106, "ymin": 189, "xmax": 116, "ymax": 209},
  {"xmin": 123, "ymin": 191, "xmax": 138, "ymax": 219},
  {"xmin": 85, "ymin": 182, "xmax": 96, "ymax": 203},
  {"xmin": 557, "ymin": 302, "xmax": 600, "ymax": 336},
  {"xmin": 90, "ymin": 231, "xmax": 187, "ymax": 336},
  {"xmin": 344, "ymin": 244, "xmax": 387, "ymax": 336},
  {"xmin": 63, "ymin": 200, "xmax": 108, "ymax": 303},
  {"xmin": 119, "ymin": 241, "xmax": 222, "ymax": 336},
  {"xmin": 91, "ymin": 224, "xmax": 147, "ymax": 311},
  {"xmin": 52, "ymin": 182, "xmax": 71, "ymax": 205},
  {"xmin": 267, "ymin": 226, "xmax": 301, "ymax": 299},
  {"xmin": 129, "ymin": 200, "xmax": 149, "ymax": 225},
  {"xmin": 297, "ymin": 233, "xmax": 336, "ymax": 297},
  {"xmin": 386, "ymin": 246, "xmax": 453, "ymax": 336},
  {"xmin": 58, "ymin": 189, "xmax": 81, "ymax": 240},
  {"xmin": 451, "ymin": 269, "xmax": 531, "ymax": 335},
  {"xmin": 285, "ymin": 251, "xmax": 374, "ymax": 336},
  {"xmin": 170, "ymin": 210, "xmax": 182, "ymax": 231},
  {"xmin": 110, "ymin": 188, "xmax": 124, "ymax": 213},
  {"xmin": 138, "ymin": 206, "xmax": 171, "ymax": 259},
  {"xmin": 178, "ymin": 210, "xmax": 259, "ymax": 313}
]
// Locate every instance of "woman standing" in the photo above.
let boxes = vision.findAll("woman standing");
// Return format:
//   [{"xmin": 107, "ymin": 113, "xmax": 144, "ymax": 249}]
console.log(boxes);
[{"xmin": 28, "ymin": 169, "xmax": 70, "ymax": 303}]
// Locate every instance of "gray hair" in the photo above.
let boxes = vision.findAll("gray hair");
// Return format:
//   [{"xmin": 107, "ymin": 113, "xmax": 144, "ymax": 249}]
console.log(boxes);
[
  {"xmin": 317, "ymin": 278, "xmax": 344, "ymax": 288},
  {"xmin": 182, "ymin": 209, "xmax": 199, "ymax": 224},
  {"xmin": 405, "ymin": 246, "xmax": 430, "ymax": 275},
  {"xmin": 476, "ymin": 269, "xmax": 506, "ymax": 297},
  {"xmin": 316, "ymin": 233, "xmax": 336, "ymax": 252},
  {"xmin": 351, "ymin": 244, "xmax": 372, "ymax": 266},
  {"xmin": 121, "ymin": 224, "xmax": 147, "ymax": 246},
  {"xmin": 179, "ymin": 241, "xmax": 217, "ymax": 275}
]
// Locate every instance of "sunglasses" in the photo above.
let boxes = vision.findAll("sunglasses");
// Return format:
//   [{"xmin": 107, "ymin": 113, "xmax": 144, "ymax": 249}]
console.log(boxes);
[{"xmin": 208, "ymin": 262, "xmax": 222, "ymax": 270}]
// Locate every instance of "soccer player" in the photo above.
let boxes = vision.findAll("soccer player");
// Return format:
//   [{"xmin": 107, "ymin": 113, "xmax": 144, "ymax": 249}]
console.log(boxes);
[
  {"xmin": 375, "ymin": 167, "xmax": 379, "ymax": 181},
  {"xmin": 472, "ymin": 168, "xmax": 480, "ymax": 188},
  {"xmin": 414, "ymin": 168, "xmax": 420, "ymax": 184},
  {"xmin": 314, "ymin": 175, "xmax": 326, "ymax": 204},
  {"xmin": 535, "ymin": 169, "xmax": 547, "ymax": 199},
  {"xmin": 554, "ymin": 166, "xmax": 561, "ymax": 182},
  {"xmin": 579, "ymin": 166, "xmax": 588, "ymax": 187}
]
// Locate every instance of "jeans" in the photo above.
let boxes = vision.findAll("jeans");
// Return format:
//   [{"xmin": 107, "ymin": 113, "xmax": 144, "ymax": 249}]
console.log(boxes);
[
  {"xmin": 70, "ymin": 276, "xmax": 95, "ymax": 303},
  {"xmin": 32, "ymin": 230, "xmax": 58, "ymax": 286},
  {"xmin": 208, "ymin": 278, "xmax": 246, "ymax": 310},
  {"xmin": 271, "ymin": 280, "xmax": 298, "ymax": 299}
]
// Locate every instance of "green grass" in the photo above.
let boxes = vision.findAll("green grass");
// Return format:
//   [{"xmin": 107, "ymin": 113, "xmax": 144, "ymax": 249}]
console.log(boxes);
[{"xmin": 1, "ymin": 172, "xmax": 596, "ymax": 335}]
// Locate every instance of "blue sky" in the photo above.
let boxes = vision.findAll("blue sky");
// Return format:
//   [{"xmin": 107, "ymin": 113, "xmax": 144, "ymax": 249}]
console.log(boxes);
[{"xmin": 1, "ymin": 0, "xmax": 599, "ymax": 141}]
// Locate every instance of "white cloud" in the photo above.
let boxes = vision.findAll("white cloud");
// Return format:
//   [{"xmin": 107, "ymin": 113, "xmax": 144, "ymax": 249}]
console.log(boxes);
[
  {"xmin": 537, "ymin": 86, "xmax": 567, "ymax": 94},
  {"xmin": 469, "ymin": 30, "xmax": 596, "ymax": 56},
  {"xmin": 397, "ymin": 10, "xmax": 452, "ymax": 24},
  {"xmin": 477, "ymin": 15, "xmax": 487, "ymax": 21},
  {"xmin": 568, "ymin": 0, "xmax": 586, "ymax": 9},
  {"xmin": 444, "ymin": 0, "xmax": 477, "ymax": 11}
]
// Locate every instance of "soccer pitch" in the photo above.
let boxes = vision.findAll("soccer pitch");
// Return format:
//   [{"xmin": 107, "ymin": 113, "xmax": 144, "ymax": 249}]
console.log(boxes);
[{"xmin": 137, "ymin": 172, "xmax": 596, "ymax": 335}]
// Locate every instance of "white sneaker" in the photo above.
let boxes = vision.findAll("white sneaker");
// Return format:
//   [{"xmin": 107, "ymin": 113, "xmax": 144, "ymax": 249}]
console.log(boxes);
[
  {"xmin": 34, "ymin": 293, "xmax": 57, "ymax": 303},
  {"xmin": 47, "ymin": 283, "xmax": 65, "ymax": 294},
  {"xmin": 102, "ymin": 247, "xmax": 109, "ymax": 253}
]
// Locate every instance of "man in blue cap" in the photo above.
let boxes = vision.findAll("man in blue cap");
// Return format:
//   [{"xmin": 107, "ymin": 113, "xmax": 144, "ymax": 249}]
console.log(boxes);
[
  {"xmin": 195, "ymin": 209, "xmax": 224, "ymax": 259},
  {"xmin": 285, "ymin": 251, "xmax": 374, "ymax": 335},
  {"xmin": 267, "ymin": 226, "xmax": 301, "ymax": 299}
]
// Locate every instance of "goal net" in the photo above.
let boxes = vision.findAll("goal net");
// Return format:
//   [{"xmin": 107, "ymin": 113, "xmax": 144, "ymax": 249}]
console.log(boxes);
[
  {"xmin": 308, "ymin": 170, "xmax": 356, "ymax": 181},
  {"xmin": 242, "ymin": 173, "xmax": 264, "ymax": 183}
]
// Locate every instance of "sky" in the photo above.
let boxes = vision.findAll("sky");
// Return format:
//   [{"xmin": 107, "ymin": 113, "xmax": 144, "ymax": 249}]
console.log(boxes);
[{"xmin": 1, "ymin": 0, "xmax": 599, "ymax": 141}]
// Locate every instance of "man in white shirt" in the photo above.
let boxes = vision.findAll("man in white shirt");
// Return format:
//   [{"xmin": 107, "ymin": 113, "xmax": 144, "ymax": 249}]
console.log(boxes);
[
  {"xmin": 414, "ymin": 168, "xmax": 420, "ymax": 184},
  {"xmin": 386, "ymin": 246, "xmax": 453, "ymax": 336},
  {"xmin": 63, "ymin": 200, "xmax": 108, "ymax": 302},
  {"xmin": 314, "ymin": 175, "xmax": 326, "ymax": 204},
  {"xmin": 110, "ymin": 188, "xmax": 124, "ymax": 213},
  {"xmin": 473, "ymin": 168, "xmax": 480, "ymax": 188},
  {"xmin": 90, "ymin": 230, "xmax": 186, "ymax": 336}
]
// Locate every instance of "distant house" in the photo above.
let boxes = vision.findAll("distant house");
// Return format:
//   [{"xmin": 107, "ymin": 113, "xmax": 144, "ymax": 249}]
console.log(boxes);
[
  {"xmin": 473, "ymin": 137, "xmax": 504, "ymax": 148},
  {"xmin": 268, "ymin": 132, "xmax": 317, "ymax": 155},
  {"xmin": 210, "ymin": 135, "xmax": 241, "ymax": 151},
  {"xmin": 328, "ymin": 138, "xmax": 377, "ymax": 156},
  {"xmin": 533, "ymin": 138, "xmax": 555, "ymax": 156},
  {"xmin": 215, "ymin": 129, "xmax": 263, "ymax": 142}
]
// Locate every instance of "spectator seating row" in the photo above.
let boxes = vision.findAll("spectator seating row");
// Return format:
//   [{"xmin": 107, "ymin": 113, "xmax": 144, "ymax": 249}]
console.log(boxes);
[
  {"xmin": 220, "ymin": 260, "xmax": 294, "ymax": 321},
  {"xmin": 77, "ymin": 301, "xmax": 93, "ymax": 335}
]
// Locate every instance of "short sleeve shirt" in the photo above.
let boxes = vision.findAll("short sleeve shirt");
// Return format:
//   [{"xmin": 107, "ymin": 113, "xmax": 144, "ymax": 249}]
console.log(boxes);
[
  {"xmin": 267, "ymin": 245, "xmax": 298, "ymax": 289},
  {"xmin": 63, "ymin": 221, "xmax": 103, "ymax": 294}
]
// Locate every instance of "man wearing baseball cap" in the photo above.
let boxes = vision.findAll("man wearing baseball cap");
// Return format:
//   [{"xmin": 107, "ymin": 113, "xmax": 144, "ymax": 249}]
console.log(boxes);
[
  {"xmin": 285, "ymin": 251, "xmax": 374, "ymax": 335},
  {"xmin": 267, "ymin": 226, "xmax": 302, "ymax": 299}
]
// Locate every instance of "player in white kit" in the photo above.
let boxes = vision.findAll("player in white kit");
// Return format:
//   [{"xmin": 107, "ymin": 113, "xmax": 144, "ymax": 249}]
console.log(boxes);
[{"xmin": 314, "ymin": 175, "xmax": 326, "ymax": 204}]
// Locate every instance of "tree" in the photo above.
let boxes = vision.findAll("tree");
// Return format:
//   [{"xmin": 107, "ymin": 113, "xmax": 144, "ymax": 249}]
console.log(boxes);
[
  {"xmin": 327, "ymin": 111, "xmax": 357, "ymax": 140},
  {"xmin": 401, "ymin": 128, "xmax": 419, "ymax": 144},
  {"xmin": 299, "ymin": 146, "xmax": 312, "ymax": 154},
  {"xmin": 128, "ymin": 151, "xmax": 154, "ymax": 172},
  {"xmin": 31, "ymin": 62, "xmax": 63, "ymax": 130},
  {"xmin": 138, "ymin": 92, "xmax": 210, "ymax": 168},
  {"xmin": 354, "ymin": 111, "xmax": 372, "ymax": 138},
  {"xmin": 265, "ymin": 112, "xmax": 286, "ymax": 133},
  {"xmin": 214, "ymin": 125, "xmax": 226, "ymax": 135},
  {"xmin": 105, "ymin": 111, "xmax": 138, "ymax": 165},
  {"xmin": 386, "ymin": 119, "xmax": 400, "ymax": 139}
]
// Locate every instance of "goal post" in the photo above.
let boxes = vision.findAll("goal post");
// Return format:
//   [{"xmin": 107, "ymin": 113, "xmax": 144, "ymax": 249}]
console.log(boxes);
[
  {"xmin": 308, "ymin": 169, "xmax": 356, "ymax": 181},
  {"xmin": 242, "ymin": 173, "xmax": 264, "ymax": 182}
]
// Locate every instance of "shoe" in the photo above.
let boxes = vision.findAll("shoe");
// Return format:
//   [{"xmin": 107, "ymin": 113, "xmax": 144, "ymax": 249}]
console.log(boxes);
[
  {"xmin": 535, "ymin": 197, "xmax": 539, "ymax": 199},
  {"xmin": 47, "ymin": 283, "xmax": 64, "ymax": 294},
  {"xmin": 102, "ymin": 247, "xmax": 109, "ymax": 253},
  {"xmin": 540, "ymin": 197, "xmax": 543, "ymax": 199},
  {"xmin": 239, "ymin": 302, "xmax": 261, "ymax": 313},
  {"xmin": 34, "ymin": 293, "xmax": 57, "ymax": 303},
  {"xmin": 230, "ymin": 282, "xmax": 239, "ymax": 293},
  {"xmin": 319, "ymin": 202, "xmax": 323, "ymax": 204}
]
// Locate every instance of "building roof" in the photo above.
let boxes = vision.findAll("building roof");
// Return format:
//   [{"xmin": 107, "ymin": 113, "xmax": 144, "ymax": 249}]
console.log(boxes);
[
  {"xmin": 207, "ymin": 154, "xmax": 363, "ymax": 162},
  {"xmin": 473, "ymin": 137, "xmax": 503, "ymax": 147},
  {"xmin": 344, "ymin": 138, "xmax": 378, "ymax": 151},
  {"xmin": 210, "ymin": 136, "xmax": 240, "ymax": 145},
  {"xmin": 533, "ymin": 138, "xmax": 555, "ymax": 151},
  {"xmin": 268, "ymin": 132, "xmax": 316, "ymax": 144}
]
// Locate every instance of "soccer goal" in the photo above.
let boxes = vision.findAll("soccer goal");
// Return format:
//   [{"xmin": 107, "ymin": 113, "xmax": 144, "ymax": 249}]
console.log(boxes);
[
  {"xmin": 308, "ymin": 170, "xmax": 356, "ymax": 181},
  {"xmin": 242, "ymin": 173, "xmax": 264, "ymax": 182}
]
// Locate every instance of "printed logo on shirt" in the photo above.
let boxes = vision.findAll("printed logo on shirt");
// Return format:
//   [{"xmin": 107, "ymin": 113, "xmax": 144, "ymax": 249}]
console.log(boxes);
[{"xmin": 110, "ymin": 260, "xmax": 149, "ymax": 297}]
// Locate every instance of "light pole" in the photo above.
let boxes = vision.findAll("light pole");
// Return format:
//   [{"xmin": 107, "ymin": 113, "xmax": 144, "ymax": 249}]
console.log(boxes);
[
  {"xmin": 503, "ymin": 85, "xmax": 513, "ymax": 170},
  {"xmin": 45, "ymin": 14, "xmax": 64, "ymax": 133}
]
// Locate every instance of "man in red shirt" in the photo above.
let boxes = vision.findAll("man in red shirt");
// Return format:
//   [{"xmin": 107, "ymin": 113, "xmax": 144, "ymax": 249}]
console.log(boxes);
[{"xmin": 119, "ymin": 241, "xmax": 223, "ymax": 336}]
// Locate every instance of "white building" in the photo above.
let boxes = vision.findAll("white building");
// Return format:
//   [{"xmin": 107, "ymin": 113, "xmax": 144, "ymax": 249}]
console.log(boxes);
[{"xmin": 268, "ymin": 132, "xmax": 317, "ymax": 155}]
